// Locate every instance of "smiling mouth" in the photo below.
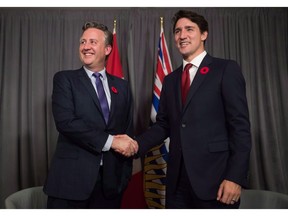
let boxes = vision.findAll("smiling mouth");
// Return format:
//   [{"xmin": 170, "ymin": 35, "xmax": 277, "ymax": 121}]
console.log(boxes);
[
  {"xmin": 83, "ymin": 53, "xmax": 94, "ymax": 56},
  {"xmin": 179, "ymin": 42, "xmax": 190, "ymax": 47}
]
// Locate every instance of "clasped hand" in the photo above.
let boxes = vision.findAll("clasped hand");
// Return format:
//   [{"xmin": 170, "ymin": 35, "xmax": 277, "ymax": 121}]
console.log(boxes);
[{"xmin": 111, "ymin": 134, "xmax": 138, "ymax": 157}]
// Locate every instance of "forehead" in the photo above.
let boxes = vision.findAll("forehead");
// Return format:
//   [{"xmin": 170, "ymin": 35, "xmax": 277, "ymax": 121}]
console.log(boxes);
[
  {"xmin": 175, "ymin": 17, "xmax": 198, "ymax": 29},
  {"xmin": 81, "ymin": 28, "xmax": 105, "ymax": 39}
]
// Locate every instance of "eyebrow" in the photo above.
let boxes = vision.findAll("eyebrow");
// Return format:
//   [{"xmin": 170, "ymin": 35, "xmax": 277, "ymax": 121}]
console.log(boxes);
[
  {"xmin": 174, "ymin": 25, "xmax": 194, "ymax": 32},
  {"xmin": 79, "ymin": 38, "xmax": 98, "ymax": 42}
]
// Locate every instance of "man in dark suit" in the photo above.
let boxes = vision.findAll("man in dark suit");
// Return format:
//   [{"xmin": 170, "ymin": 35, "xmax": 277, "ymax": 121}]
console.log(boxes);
[
  {"xmin": 135, "ymin": 10, "xmax": 252, "ymax": 208},
  {"xmin": 43, "ymin": 21, "xmax": 138, "ymax": 209}
]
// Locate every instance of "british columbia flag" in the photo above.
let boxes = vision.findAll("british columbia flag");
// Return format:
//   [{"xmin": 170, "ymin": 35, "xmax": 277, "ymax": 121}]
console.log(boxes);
[{"xmin": 144, "ymin": 18, "xmax": 173, "ymax": 208}]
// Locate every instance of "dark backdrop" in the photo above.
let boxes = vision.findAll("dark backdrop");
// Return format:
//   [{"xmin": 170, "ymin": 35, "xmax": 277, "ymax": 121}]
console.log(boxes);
[{"xmin": 0, "ymin": 7, "xmax": 287, "ymax": 208}]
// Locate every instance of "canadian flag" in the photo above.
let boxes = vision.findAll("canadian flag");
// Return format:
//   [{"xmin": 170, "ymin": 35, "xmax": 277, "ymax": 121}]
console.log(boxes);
[
  {"xmin": 106, "ymin": 22, "xmax": 124, "ymax": 78},
  {"xmin": 106, "ymin": 20, "xmax": 147, "ymax": 209}
]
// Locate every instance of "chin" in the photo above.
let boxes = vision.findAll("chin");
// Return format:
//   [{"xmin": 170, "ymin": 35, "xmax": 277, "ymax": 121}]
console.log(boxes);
[
  {"xmin": 179, "ymin": 48, "xmax": 189, "ymax": 55},
  {"xmin": 82, "ymin": 59, "xmax": 94, "ymax": 64},
  {"xmin": 181, "ymin": 53, "xmax": 190, "ymax": 59}
]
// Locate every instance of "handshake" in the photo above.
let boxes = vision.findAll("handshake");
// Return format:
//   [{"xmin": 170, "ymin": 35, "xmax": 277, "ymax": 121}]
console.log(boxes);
[{"xmin": 111, "ymin": 134, "xmax": 139, "ymax": 157}]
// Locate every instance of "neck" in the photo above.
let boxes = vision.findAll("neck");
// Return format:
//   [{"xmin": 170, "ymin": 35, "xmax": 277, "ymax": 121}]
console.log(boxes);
[
  {"xmin": 183, "ymin": 44, "xmax": 205, "ymax": 62},
  {"xmin": 85, "ymin": 65, "xmax": 105, "ymax": 73}
]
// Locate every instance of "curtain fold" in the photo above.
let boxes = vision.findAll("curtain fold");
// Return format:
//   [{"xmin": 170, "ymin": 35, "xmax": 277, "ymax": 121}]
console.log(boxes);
[{"xmin": 0, "ymin": 7, "xmax": 287, "ymax": 208}]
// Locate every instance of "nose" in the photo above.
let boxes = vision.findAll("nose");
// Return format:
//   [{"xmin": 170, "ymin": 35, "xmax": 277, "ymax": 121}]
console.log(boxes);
[
  {"xmin": 179, "ymin": 30, "xmax": 187, "ymax": 39},
  {"xmin": 83, "ymin": 43, "xmax": 91, "ymax": 50},
  {"xmin": 80, "ymin": 41, "xmax": 91, "ymax": 50}
]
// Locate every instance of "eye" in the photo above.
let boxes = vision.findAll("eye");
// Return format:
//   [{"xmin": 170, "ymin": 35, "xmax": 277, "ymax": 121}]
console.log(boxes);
[
  {"xmin": 80, "ymin": 40, "xmax": 86, "ymax": 45},
  {"xmin": 174, "ymin": 29, "xmax": 180, "ymax": 34},
  {"xmin": 90, "ymin": 40, "xmax": 97, "ymax": 45}
]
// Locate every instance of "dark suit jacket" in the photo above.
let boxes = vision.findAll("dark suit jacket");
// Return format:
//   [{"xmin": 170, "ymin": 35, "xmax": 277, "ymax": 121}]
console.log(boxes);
[
  {"xmin": 137, "ymin": 54, "xmax": 252, "ymax": 201},
  {"xmin": 44, "ymin": 67, "xmax": 133, "ymax": 200}
]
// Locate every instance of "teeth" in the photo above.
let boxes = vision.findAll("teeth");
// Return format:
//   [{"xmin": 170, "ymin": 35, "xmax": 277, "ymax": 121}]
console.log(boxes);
[
  {"xmin": 180, "ymin": 43, "xmax": 188, "ymax": 47},
  {"xmin": 180, "ymin": 42, "xmax": 188, "ymax": 46}
]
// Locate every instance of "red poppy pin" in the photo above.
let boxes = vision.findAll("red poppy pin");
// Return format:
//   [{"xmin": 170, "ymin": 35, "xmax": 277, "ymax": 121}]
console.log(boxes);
[
  {"xmin": 111, "ymin": 86, "xmax": 118, "ymax": 94},
  {"xmin": 200, "ymin": 66, "xmax": 210, "ymax": 74}
]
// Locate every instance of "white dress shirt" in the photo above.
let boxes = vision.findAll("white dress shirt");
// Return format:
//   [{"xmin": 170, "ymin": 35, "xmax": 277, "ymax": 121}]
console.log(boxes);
[{"xmin": 183, "ymin": 50, "xmax": 207, "ymax": 85}]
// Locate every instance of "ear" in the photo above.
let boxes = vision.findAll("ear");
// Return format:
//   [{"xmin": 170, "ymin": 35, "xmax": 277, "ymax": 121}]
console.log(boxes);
[
  {"xmin": 105, "ymin": 45, "xmax": 112, "ymax": 56},
  {"xmin": 201, "ymin": 31, "xmax": 208, "ymax": 42}
]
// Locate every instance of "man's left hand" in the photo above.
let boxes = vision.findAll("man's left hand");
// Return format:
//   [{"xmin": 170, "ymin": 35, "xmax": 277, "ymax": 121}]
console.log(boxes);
[{"xmin": 217, "ymin": 180, "xmax": 241, "ymax": 205}]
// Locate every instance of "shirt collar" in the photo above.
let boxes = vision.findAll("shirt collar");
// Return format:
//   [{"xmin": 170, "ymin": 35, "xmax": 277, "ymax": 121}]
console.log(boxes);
[
  {"xmin": 183, "ymin": 50, "xmax": 207, "ymax": 69},
  {"xmin": 83, "ymin": 66, "xmax": 107, "ymax": 80}
]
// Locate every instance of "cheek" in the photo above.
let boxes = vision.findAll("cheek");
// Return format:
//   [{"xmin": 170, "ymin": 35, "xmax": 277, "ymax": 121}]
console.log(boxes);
[
  {"xmin": 174, "ymin": 36, "xmax": 180, "ymax": 44},
  {"xmin": 192, "ymin": 35, "xmax": 201, "ymax": 43}
]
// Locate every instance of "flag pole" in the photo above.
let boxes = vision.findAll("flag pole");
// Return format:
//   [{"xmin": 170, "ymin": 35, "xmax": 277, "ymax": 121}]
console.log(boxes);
[
  {"xmin": 113, "ymin": 19, "xmax": 117, "ymax": 34},
  {"xmin": 106, "ymin": 18, "xmax": 124, "ymax": 79},
  {"xmin": 160, "ymin": 17, "xmax": 163, "ymax": 30}
]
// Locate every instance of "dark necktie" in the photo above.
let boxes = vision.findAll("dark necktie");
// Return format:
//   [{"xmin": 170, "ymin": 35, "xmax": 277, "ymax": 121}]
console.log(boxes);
[
  {"xmin": 93, "ymin": 73, "xmax": 109, "ymax": 124},
  {"xmin": 181, "ymin": 63, "xmax": 193, "ymax": 105}
]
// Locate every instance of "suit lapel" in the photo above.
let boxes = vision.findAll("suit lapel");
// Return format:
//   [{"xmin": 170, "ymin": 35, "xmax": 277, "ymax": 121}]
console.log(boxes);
[
  {"xmin": 183, "ymin": 55, "xmax": 213, "ymax": 112},
  {"xmin": 174, "ymin": 67, "xmax": 184, "ymax": 110},
  {"xmin": 106, "ymin": 73, "xmax": 116, "ymax": 123},
  {"xmin": 78, "ymin": 68, "xmax": 103, "ymax": 115}
]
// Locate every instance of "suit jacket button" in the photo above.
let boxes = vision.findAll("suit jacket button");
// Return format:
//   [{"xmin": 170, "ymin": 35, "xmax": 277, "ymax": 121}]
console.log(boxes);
[{"xmin": 182, "ymin": 123, "xmax": 186, "ymax": 128}]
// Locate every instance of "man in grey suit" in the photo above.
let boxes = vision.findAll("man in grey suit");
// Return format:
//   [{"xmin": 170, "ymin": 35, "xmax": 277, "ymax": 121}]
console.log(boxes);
[
  {"xmin": 134, "ymin": 10, "xmax": 252, "ymax": 208},
  {"xmin": 44, "ymin": 21, "xmax": 138, "ymax": 209}
]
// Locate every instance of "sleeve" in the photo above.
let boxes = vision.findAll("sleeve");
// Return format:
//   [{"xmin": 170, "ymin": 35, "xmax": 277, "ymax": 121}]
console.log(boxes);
[
  {"xmin": 221, "ymin": 60, "xmax": 252, "ymax": 187},
  {"xmin": 52, "ymin": 71, "xmax": 108, "ymax": 154},
  {"xmin": 136, "ymin": 77, "xmax": 170, "ymax": 156}
]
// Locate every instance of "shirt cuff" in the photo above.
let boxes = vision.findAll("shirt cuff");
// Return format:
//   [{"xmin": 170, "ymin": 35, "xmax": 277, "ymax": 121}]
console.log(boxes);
[{"xmin": 102, "ymin": 134, "xmax": 113, "ymax": 151}]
